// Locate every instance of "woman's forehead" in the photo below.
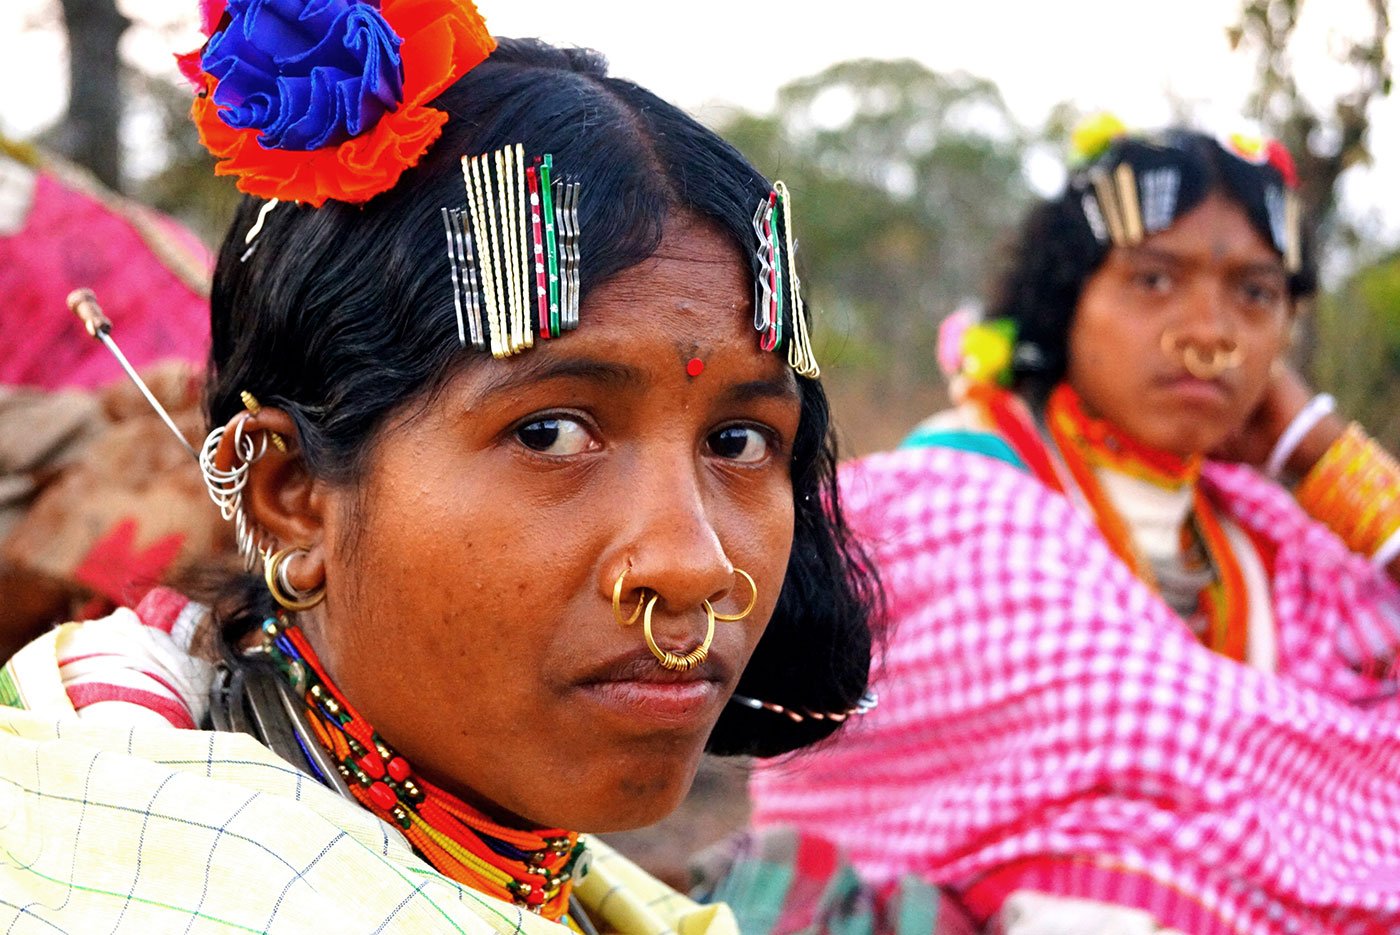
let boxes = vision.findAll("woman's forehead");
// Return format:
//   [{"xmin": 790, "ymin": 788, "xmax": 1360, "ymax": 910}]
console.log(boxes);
[{"xmin": 1134, "ymin": 194, "xmax": 1282, "ymax": 267}]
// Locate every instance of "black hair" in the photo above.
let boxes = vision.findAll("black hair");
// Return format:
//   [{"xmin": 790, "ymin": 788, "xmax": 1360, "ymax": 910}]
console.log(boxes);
[
  {"xmin": 204, "ymin": 38, "xmax": 877, "ymax": 759},
  {"xmin": 988, "ymin": 128, "xmax": 1319, "ymax": 402}
]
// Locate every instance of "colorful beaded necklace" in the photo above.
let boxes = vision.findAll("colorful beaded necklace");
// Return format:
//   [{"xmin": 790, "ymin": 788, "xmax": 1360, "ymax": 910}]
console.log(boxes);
[
  {"xmin": 1043, "ymin": 384, "xmax": 1252, "ymax": 661},
  {"xmin": 961, "ymin": 383, "xmax": 1258, "ymax": 661},
  {"xmin": 257, "ymin": 615, "xmax": 588, "ymax": 924}
]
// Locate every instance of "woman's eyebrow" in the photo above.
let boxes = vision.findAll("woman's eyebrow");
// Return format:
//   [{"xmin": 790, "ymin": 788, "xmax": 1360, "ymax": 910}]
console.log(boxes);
[
  {"xmin": 721, "ymin": 376, "xmax": 801, "ymax": 406},
  {"xmin": 477, "ymin": 357, "xmax": 645, "ymax": 397}
]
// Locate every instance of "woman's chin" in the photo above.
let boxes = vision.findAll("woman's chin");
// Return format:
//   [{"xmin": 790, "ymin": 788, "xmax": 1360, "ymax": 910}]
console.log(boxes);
[{"xmin": 542, "ymin": 765, "xmax": 699, "ymax": 833}]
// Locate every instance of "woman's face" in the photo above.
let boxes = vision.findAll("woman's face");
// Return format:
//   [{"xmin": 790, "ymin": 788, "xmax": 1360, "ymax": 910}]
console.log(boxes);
[
  {"xmin": 305, "ymin": 218, "xmax": 798, "ymax": 832},
  {"xmin": 1066, "ymin": 193, "xmax": 1292, "ymax": 456}
]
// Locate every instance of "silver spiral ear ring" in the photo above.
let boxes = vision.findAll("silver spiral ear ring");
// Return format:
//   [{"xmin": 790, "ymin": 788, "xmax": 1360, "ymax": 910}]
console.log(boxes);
[{"xmin": 201, "ymin": 416, "xmax": 272, "ymax": 571}]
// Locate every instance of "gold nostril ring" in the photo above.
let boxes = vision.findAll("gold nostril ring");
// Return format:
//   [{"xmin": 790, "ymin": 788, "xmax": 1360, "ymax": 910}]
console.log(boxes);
[
  {"xmin": 712, "ymin": 568, "xmax": 758, "ymax": 622},
  {"xmin": 643, "ymin": 595, "xmax": 715, "ymax": 671},
  {"xmin": 612, "ymin": 568, "xmax": 644, "ymax": 626}
]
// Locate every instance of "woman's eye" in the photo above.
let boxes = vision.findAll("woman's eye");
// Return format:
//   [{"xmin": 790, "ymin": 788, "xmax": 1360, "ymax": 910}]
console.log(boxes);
[
  {"xmin": 1240, "ymin": 280, "xmax": 1283, "ymax": 307},
  {"xmin": 515, "ymin": 417, "xmax": 594, "ymax": 455},
  {"xmin": 707, "ymin": 425, "xmax": 770, "ymax": 463},
  {"xmin": 1134, "ymin": 269, "xmax": 1173, "ymax": 293}
]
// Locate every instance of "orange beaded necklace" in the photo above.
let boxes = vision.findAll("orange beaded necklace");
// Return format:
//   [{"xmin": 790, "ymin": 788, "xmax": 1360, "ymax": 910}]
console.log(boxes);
[
  {"xmin": 259, "ymin": 615, "xmax": 587, "ymax": 925},
  {"xmin": 1043, "ymin": 385, "xmax": 1251, "ymax": 662}
]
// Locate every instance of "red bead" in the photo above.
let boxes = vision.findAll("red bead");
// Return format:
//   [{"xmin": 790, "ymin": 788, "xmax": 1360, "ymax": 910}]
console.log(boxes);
[
  {"xmin": 367, "ymin": 781, "xmax": 397, "ymax": 811},
  {"xmin": 525, "ymin": 887, "xmax": 545, "ymax": 906},
  {"xmin": 685, "ymin": 357, "xmax": 705, "ymax": 378},
  {"xmin": 358, "ymin": 753, "xmax": 385, "ymax": 780},
  {"xmin": 387, "ymin": 757, "xmax": 411, "ymax": 783}
]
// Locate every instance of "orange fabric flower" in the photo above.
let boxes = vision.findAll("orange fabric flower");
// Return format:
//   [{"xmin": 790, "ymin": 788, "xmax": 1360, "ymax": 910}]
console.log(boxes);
[{"xmin": 191, "ymin": 0, "xmax": 495, "ymax": 206}]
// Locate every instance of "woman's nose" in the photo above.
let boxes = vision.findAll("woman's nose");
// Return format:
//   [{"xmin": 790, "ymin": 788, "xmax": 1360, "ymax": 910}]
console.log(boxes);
[
  {"xmin": 1173, "ymin": 278, "xmax": 1235, "ymax": 347},
  {"xmin": 601, "ymin": 458, "xmax": 734, "ymax": 629}
]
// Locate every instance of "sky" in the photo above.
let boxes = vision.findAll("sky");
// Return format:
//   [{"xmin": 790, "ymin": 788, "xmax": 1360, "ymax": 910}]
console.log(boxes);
[{"xmin": 2, "ymin": 0, "xmax": 1396, "ymax": 241}]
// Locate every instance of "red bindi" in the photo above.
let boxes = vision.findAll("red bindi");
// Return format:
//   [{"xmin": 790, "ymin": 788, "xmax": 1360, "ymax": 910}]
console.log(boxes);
[{"xmin": 685, "ymin": 357, "xmax": 705, "ymax": 378}]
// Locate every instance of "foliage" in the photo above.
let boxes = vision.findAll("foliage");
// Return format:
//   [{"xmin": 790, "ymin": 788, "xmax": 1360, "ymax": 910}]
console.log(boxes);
[{"xmin": 1316, "ymin": 251, "xmax": 1400, "ymax": 447}]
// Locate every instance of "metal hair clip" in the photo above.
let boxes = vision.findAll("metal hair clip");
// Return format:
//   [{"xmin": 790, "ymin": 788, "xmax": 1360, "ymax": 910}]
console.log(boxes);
[
  {"xmin": 751, "ymin": 198, "xmax": 776, "ymax": 335},
  {"xmin": 449, "ymin": 145, "xmax": 583, "ymax": 357},
  {"xmin": 241, "ymin": 198, "xmax": 280, "ymax": 263},
  {"xmin": 1140, "ymin": 167, "xmax": 1181, "ymax": 235},
  {"xmin": 556, "ymin": 178, "xmax": 582, "ymax": 332}
]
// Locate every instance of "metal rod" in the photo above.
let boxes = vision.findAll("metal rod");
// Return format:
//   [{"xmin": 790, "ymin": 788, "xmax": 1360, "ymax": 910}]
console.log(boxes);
[{"xmin": 67, "ymin": 288, "xmax": 198, "ymax": 461}]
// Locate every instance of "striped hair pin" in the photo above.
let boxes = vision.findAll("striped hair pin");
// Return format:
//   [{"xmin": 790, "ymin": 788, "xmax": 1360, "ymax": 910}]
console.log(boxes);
[
  {"xmin": 751, "ymin": 182, "xmax": 819, "ymax": 378},
  {"xmin": 443, "ymin": 144, "xmax": 582, "ymax": 358}
]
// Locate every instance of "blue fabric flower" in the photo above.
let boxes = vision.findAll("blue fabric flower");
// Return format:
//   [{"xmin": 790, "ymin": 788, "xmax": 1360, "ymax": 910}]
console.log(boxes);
[{"xmin": 201, "ymin": 0, "xmax": 405, "ymax": 151}]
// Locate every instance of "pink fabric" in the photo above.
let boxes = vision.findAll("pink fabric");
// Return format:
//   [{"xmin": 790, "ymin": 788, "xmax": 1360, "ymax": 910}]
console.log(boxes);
[
  {"xmin": 750, "ymin": 447, "xmax": 1400, "ymax": 934},
  {"xmin": 0, "ymin": 173, "xmax": 210, "ymax": 390}
]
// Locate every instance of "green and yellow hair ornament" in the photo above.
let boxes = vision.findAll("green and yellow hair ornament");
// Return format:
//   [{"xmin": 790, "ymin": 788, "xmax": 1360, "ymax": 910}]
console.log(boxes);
[{"xmin": 1069, "ymin": 112, "xmax": 1128, "ymax": 167}]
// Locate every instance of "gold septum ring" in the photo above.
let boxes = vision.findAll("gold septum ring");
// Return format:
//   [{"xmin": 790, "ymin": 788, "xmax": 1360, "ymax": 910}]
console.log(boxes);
[{"xmin": 643, "ymin": 595, "xmax": 716, "ymax": 671}]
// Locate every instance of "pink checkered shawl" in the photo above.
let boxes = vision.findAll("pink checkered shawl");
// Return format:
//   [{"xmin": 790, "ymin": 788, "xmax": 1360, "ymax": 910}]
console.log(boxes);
[{"xmin": 750, "ymin": 446, "xmax": 1400, "ymax": 934}]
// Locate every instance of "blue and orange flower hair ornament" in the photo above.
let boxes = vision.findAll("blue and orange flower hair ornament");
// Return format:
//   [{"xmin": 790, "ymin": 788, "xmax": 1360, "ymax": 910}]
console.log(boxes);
[{"xmin": 183, "ymin": 0, "xmax": 495, "ymax": 206}]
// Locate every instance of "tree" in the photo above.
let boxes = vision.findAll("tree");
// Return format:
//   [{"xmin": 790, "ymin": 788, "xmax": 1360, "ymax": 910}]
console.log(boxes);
[
  {"xmin": 1228, "ymin": 0, "xmax": 1393, "ymax": 373},
  {"xmin": 51, "ymin": 0, "xmax": 130, "ymax": 191},
  {"xmin": 1229, "ymin": 0, "xmax": 1391, "ymax": 244}
]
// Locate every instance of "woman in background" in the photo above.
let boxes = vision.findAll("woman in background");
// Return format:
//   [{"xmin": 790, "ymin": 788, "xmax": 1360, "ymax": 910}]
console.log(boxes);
[{"xmin": 747, "ymin": 122, "xmax": 1400, "ymax": 933}]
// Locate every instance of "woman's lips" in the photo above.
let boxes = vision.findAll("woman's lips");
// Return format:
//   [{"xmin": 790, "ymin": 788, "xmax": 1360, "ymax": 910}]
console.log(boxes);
[
  {"xmin": 573, "ymin": 648, "xmax": 727, "ymax": 726},
  {"xmin": 1158, "ymin": 373, "xmax": 1230, "ymax": 406},
  {"xmin": 577, "ymin": 678, "xmax": 722, "ymax": 724}
]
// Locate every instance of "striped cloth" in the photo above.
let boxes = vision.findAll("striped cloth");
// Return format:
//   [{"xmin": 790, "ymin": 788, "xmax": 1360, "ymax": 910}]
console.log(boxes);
[
  {"xmin": 690, "ymin": 826, "xmax": 979, "ymax": 935},
  {"xmin": 0, "ymin": 594, "xmax": 737, "ymax": 934},
  {"xmin": 750, "ymin": 446, "xmax": 1400, "ymax": 934}
]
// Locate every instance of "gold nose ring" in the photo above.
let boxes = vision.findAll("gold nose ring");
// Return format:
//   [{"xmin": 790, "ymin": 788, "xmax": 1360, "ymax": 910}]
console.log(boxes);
[
  {"xmin": 613, "ymin": 568, "xmax": 644, "ymax": 626},
  {"xmin": 712, "ymin": 568, "xmax": 758, "ymax": 622},
  {"xmin": 643, "ymin": 595, "xmax": 715, "ymax": 671}
]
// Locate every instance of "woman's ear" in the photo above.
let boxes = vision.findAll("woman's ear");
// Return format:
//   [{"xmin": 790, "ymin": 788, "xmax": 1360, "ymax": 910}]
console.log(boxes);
[{"xmin": 232, "ymin": 408, "xmax": 329, "ymax": 594}]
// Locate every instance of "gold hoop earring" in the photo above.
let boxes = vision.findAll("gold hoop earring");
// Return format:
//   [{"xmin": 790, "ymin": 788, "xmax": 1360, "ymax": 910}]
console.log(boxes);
[
  {"xmin": 264, "ymin": 546, "xmax": 325, "ymax": 611},
  {"xmin": 1160, "ymin": 329, "xmax": 1186, "ymax": 359},
  {"xmin": 711, "ymin": 568, "xmax": 758, "ymax": 622},
  {"xmin": 642, "ymin": 595, "xmax": 715, "ymax": 671},
  {"xmin": 1217, "ymin": 339, "xmax": 1242, "ymax": 369},
  {"xmin": 1182, "ymin": 345, "xmax": 1231, "ymax": 380},
  {"xmin": 612, "ymin": 567, "xmax": 644, "ymax": 626}
]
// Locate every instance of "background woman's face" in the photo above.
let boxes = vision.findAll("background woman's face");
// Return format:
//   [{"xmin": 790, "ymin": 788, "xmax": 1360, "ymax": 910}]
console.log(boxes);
[
  {"xmin": 308, "ymin": 218, "xmax": 798, "ymax": 832},
  {"xmin": 1066, "ymin": 193, "xmax": 1292, "ymax": 456}
]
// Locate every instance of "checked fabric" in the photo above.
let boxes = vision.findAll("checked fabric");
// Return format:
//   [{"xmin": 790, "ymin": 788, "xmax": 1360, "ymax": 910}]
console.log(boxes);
[
  {"xmin": 0, "ymin": 594, "xmax": 735, "ymax": 934},
  {"xmin": 751, "ymin": 446, "xmax": 1400, "ymax": 934}
]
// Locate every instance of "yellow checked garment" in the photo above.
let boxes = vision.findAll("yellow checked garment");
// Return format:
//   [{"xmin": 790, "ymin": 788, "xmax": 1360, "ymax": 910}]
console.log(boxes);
[{"xmin": 0, "ymin": 624, "xmax": 736, "ymax": 935}]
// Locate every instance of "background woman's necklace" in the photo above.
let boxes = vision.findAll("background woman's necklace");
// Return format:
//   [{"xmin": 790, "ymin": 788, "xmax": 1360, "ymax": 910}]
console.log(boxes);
[
  {"xmin": 1044, "ymin": 385, "xmax": 1251, "ymax": 662},
  {"xmin": 257, "ymin": 614, "xmax": 589, "ymax": 925}
]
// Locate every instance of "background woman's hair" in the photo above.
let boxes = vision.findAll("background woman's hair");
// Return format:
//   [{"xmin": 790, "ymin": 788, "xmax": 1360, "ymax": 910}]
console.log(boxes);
[
  {"xmin": 987, "ymin": 129, "xmax": 1320, "ymax": 402},
  {"xmin": 203, "ymin": 38, "xmax": 877, "ymax": 758}
]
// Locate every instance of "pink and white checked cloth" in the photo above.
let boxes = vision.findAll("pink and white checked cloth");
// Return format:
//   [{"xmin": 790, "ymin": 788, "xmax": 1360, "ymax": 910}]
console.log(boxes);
[{"xmin": 750, "ymin": 447, "xmax": 1400, "ymax": 934}]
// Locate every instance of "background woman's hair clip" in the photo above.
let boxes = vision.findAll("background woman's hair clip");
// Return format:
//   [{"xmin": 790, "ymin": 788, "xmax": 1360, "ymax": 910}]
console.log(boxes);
[
  {"xmin": 445, "ymin": 145, "xmax": 582, "ymax": 357},
  {"xmin": 1069, "ymin": 116, "xmax": 1303, "ymax": 272},
  {"xmin": 188, "ymin": 0, "xmax": 496, "ymax": 206}
]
